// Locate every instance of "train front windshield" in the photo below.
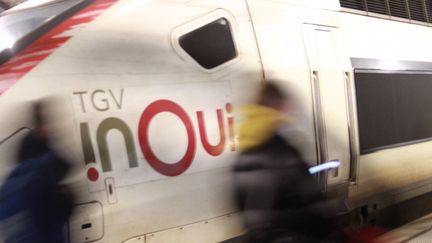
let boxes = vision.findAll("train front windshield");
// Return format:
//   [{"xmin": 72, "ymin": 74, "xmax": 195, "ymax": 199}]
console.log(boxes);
[{"xmin": 0, "ymin": 0, "xmax": 88, "ymax": 64}]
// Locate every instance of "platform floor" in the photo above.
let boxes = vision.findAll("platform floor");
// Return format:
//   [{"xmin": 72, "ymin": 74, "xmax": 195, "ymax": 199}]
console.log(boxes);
[{"xmin": 376, "ymin": 212, "xmax": 432, "ymax": 242}]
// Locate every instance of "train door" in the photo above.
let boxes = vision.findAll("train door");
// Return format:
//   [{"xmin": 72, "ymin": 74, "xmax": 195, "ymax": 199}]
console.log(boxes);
[{"xmin": 302, "ymin": 24, "xmax": 352, "ymax": 188}]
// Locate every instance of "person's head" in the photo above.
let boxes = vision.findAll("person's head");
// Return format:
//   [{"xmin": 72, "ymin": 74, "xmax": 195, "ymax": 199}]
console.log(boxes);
[
  {"xmin": 33, "ymin": 101, "xmax": 45, "ymax": 126},
  {"xmin": 236, "ymin": 80, "xmax": 292, "ymax": 151},
  {"xmin": 17, "ymin": 100, "xmax": 51, "ymax": 162},
  {"xmin": 31, "ymin": 99, "xmax": 52, "ymax": 137},
  {"xmin": 256, "ymin": 80, "xmax": 291, "ymax": 112}
]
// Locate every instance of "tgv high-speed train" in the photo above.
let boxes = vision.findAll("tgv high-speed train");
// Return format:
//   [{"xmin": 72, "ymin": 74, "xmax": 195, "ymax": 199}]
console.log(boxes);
[{"xmin": 2, "ymin": 0, "xmax": 432, "ymax": 242}]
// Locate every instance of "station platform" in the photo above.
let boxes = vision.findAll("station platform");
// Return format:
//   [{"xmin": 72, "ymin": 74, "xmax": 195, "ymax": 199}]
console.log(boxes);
[{"xmin": 376, "ymin": 212, "xmax": 432, "ymax": 242}]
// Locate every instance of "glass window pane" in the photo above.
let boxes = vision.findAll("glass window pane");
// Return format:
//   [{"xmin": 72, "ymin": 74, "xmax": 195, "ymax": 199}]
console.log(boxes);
[
  {"xmin": 355, "ymin": 72, "xmax": 432, "ymax": 153},
  {"xmin": 179, "ymin": 18, "xmax": 237, "ymax": 69}
]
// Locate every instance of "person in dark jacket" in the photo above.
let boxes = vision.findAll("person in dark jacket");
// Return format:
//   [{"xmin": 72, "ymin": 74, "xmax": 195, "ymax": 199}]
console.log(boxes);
[
  {"xmin": 233, "ymin": 81, "xmax": 339, "ymax": 243},
  {"xmin": 0, "ymin": 101, "xmax": 74, "ymax": 243}
]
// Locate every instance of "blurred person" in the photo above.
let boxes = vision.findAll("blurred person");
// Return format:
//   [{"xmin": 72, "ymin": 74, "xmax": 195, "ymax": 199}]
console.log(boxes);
[
  {"xmin": 0, "ymin": 100, "xmax": 74, "ymax": 243},
  {"xmin": 233, "ymin": 81, "xmax": 341, "ymax": 243}
]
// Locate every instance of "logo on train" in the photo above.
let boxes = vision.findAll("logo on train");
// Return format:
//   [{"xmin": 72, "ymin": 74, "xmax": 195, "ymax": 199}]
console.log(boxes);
[{"xmin": 73, "ymin": 88, "xmax": 236, "ymax": 182}]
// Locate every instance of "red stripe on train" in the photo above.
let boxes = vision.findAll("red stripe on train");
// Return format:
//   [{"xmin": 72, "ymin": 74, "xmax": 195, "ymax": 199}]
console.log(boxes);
[{"xmin": 0, "ymin": 0, "xmax": 119, "ymax": 95}]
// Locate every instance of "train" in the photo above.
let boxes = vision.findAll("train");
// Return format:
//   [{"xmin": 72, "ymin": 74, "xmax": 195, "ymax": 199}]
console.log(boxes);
[{"xmin": 2, "ymin": 0, "xmax": 432, "ymax": 242}]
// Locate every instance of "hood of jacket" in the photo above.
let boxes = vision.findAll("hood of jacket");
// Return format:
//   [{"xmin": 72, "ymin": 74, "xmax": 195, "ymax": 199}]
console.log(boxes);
[{"xmin": 238, "ymin": 104, "xmax": 289, "ymax": 152}]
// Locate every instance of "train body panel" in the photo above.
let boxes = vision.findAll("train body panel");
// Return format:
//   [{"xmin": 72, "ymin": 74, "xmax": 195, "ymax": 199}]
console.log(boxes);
[
  {"xmin": 2, "ymin": 0, "xmax": 432, "ymax": 242},
  {"xmin": 339, "ymin": 7, "xmax": 432, "ymax": 205}
]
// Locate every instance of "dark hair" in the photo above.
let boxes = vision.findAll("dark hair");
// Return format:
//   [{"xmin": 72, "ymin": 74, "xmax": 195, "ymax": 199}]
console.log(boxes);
[
  {"xmin": 17, "ymin": 100, "xmax": 50, "ymax": 162},
  {"xmin": 33, "ymin": 99, "xmax": 50, "ymax": 127},
  {"xmin": 256, "ymin": 80, "xmax": 289, "ymax": 109},
  {"xmin": 34, "ymin": 102, "xmax": 43, "ymax": 126}
]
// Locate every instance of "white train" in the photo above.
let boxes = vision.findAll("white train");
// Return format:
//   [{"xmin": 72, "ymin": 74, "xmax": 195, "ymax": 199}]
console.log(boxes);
[{"xmin": 1, "ymin": 0, "xmax": 432, "ymax": 242}]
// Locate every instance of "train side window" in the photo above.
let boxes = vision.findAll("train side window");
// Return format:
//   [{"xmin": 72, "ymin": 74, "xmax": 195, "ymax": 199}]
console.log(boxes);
[
  {"xmin": 355, "ymin": 71, "xmax": 432, "ymax": 153},
  {"xmin": 178, "ymin": 18, "xmax": 237, "ymax": 69}
]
